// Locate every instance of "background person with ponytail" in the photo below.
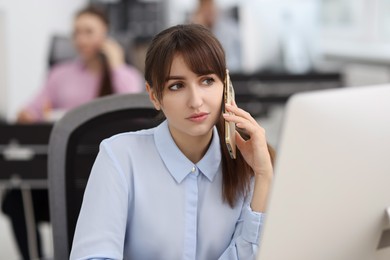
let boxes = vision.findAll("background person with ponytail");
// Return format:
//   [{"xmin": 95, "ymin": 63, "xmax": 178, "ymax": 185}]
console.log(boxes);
[
  {"xmin": 1, "ymin": 5, "xmax": 143, "ymax": 260},
  {"xmin": 17, "ymin": 5, "xmax": 143, "ymax": 123}
]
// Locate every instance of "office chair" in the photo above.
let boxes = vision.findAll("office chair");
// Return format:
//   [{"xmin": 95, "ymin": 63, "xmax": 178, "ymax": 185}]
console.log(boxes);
[
  {"xmin": 48, "ymin": 35, "xmax": 77, "ymax": 67},
  {"xmin": 48, "ymin": 93, "xmax": 161, "ymax": 260},
  {"xmin": 48, "ymin": 34, "xmax": 137, "ymax": 68}
]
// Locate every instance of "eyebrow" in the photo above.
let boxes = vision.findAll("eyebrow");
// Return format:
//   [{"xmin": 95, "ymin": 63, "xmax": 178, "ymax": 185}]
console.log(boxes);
[
  {"xmin": 165, "ymin": 72, "xmax": 216, "ymax": 82},
  {"xmin": 166, "ymin": 75, "xmax": 186, "ymax": 81}
]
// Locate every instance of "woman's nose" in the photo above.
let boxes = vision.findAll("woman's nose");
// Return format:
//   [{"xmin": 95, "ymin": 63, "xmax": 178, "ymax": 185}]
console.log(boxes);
[{"xmin": 188, "ymin": 85, "xmax": 203, "ymax": 109}]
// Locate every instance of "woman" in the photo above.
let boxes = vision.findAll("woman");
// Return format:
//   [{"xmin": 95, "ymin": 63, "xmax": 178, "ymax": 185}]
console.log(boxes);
[
  {"xmin": 17, "ymin": 5, "xmax": 143, "ymax": 122},
  {"xmin": 2, "ymin": 5, "xmax": 142, "ymax": 260},
  {"xmin": 70, "ymin": 24, "xmax": 274, "ymax": 260}
]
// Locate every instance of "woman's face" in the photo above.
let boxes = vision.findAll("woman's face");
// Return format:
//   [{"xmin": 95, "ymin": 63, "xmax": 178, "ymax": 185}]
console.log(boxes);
[
  {"xmin": 151, "ymin": 54, "xmax": 224, "ymax": 139},
  {"xmin": 73, "ymin": 14, "xmax": 107, "ymax": 62}
]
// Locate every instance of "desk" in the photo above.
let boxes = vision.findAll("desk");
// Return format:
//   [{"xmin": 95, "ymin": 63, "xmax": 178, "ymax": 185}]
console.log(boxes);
[
  {"xmin": 231, "ymin": 72, "xmax": 343, "ymax": 103},
  {"xmin": 0, "ymin": 123, "xmax": 53, "ymax": 259},
  {"xmin": 230, "ymin": 72, "xmax": 343, "ymax": 118},
  {"xmin": 0, "ymin": 124, "xmax": 52, "ymax": 183}
]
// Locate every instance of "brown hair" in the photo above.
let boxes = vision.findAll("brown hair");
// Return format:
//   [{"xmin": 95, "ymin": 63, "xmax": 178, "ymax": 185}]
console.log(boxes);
[
  {"xmin": 76, "ymin": 5, "xmax": 113, "ymax": 97},
  {"xmin": 145, "ymin": 24, "xmax": 275, "ymax": 207}
]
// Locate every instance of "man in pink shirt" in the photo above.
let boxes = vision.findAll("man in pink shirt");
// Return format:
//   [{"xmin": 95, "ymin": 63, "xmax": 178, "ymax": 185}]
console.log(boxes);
[{"xmin": 2, "ymin": 5, "xmax": 143, "ymax": 259}]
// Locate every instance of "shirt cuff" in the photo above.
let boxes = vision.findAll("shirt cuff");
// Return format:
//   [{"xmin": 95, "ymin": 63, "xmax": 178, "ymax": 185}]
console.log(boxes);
[
  {"xmin": 241, "ymin": 205, "xmax": 265, "ymax": 244},
  {"xmin": 23, "ymin": 106, "xmax": 43, "ymax": 122}
]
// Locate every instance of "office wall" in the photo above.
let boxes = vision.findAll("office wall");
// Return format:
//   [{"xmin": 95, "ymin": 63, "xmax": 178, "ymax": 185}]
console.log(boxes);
[
  {"xmin": 0, "ymin": 10, "xmax": 6, "ymax": 119},
  {"xmin": 0, "ymin": 0, "xmax": 88, "ymax": 121}
]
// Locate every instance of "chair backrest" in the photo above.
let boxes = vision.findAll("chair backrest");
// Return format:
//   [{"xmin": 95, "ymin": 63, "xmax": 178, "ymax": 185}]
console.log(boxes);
[
  {"xmin": 48, "ymin": 93, "xmax": 161, "ymax": 260},
  {"xmin": 48, "ymin": 34, "xmax": 137, "ymax": 67},
  {"xmin": 48, "ymin": 35, "xmax": 77, "ymax": 67}
]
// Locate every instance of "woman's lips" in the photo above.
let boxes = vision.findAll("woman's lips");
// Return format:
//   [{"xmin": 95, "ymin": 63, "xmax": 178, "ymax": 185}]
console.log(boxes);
[{"xmin": 187, "ymin": 112, "xmax": 210, "ymax": 123}]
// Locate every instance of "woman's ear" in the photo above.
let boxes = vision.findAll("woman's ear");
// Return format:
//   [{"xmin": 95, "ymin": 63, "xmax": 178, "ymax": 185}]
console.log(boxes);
[{"xmin": 146, "ymin": 83, "xmax": 161, "ymax": 111}]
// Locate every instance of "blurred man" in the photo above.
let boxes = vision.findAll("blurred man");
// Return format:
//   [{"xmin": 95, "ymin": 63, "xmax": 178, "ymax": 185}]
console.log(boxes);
[{"xmin": 191, "ymin": 0, "xmax": 242, "ymax": 72}]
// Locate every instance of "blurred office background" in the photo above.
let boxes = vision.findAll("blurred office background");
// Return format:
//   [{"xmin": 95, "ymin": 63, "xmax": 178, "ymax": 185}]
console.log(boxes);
[{"xmin": 1, "ymin": 0, "xmax": 390, "ymax": 259}]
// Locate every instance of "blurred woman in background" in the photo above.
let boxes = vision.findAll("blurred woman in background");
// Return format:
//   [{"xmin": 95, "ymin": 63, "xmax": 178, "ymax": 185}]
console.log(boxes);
[
  {"xmin": 2, "ymin": 5, "xmax": 143, "ymax": 259},
  {"xmin": 17, "ymin": 5, "xmax": 143, "ymax": 122}
]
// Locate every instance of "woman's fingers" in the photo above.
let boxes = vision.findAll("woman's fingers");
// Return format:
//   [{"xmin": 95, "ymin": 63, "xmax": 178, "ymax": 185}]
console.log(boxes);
[
  {"xmin": 235, "ymin": 130, "xmax": 246, "ymax": 149},
  {"xmin": 100, "ymin": 39, "xmax": 124, "ymax": 69},
  {"xmin": 225, "ymin": 104, "xmax": 258, "ymax": 125},
  {"xmin": 223, "ymin": 113, "xmax": 258, "ymax": 135},
  {"xmin": 223, "ymin": 105, "xmax": 267, "ymax": 145}
]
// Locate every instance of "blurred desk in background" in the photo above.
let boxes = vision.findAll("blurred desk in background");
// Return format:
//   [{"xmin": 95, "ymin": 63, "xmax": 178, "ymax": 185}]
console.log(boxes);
[
  {"xmin": 0, "ymin": 124, "xmax": 52, "ymax": 186},
  {"xmin": 231, "ymin": 72, "xmax": 343, "ymax": 103},
  {"xmin": 0, "ymin": 123, "xmax": 53, "ymax": 259},
  {"xmin": 231, "ymin": 72, "xmax": 343, "ymax": 117}
]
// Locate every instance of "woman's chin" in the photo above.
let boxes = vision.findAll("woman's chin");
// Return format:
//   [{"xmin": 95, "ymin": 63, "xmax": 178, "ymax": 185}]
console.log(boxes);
[
  {"xmin": 182, "ymin": 123, "xmax": 215, "ymax": 138},
  {"xmin": 79, "ymin": 52, "xmax": 98, "ymax": 62}
]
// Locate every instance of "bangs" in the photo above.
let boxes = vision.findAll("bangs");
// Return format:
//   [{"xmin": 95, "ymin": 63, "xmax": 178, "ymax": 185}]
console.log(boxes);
[
  {"xmin": 178, "ymin": 40, "xmax": 225, "ymax": 79},
  {"xmin": 145, "ymin": 24, "xmax": 226, "ymax": 101}
]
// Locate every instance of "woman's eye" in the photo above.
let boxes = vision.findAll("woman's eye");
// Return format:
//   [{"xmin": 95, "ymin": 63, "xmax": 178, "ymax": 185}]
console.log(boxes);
[
  {"xmin": 202, "ymin": 77, "xmax": 215, "ymax": 86},
  {"xmin": 168, "ymin": 83, "xmax": 183, "ymax": 91}
]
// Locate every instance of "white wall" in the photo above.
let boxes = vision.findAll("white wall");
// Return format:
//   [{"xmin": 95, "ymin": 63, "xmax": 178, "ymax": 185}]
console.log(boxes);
[
  {"xmin": 0, "ymin": 0, "xmax": 88, "ymax": 121},
  {"xmin": 320, "ymin": 0, "xmax": 390, "ymax": 63},
  {"xmin": 0, "ymin": 10, "xmax": 6, "ymax": 119}
]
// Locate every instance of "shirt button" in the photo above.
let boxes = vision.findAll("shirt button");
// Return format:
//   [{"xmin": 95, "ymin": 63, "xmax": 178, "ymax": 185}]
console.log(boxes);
[{"xmin": 191, "ymin": 166, "xmax": 196, "ymax": 173}]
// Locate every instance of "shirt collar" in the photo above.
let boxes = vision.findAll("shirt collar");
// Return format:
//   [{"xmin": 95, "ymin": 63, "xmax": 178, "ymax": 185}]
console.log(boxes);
[{"xmin": 154, "ymin": 120, "xmax": 221, "ymax": 184}]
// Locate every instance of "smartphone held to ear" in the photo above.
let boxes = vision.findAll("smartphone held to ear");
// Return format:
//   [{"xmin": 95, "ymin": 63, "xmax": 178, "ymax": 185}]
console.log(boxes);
[{"xmin": 224, "ymin": 69, "xmax": 237, "ymax": 159}]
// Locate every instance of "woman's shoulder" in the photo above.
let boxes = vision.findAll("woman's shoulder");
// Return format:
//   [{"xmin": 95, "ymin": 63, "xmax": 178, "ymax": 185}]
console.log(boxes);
[
  {"xmin": 98, "ymin": 127, "xmax": 158, "ymax": 173},
  {"xmin": 117, "ymin": 63, "xmax": 139, "ymax": 72},
  {"xmin": 48, "ymin": 59, "xmax": 83, "ymax": 78},
  {"xmin": 113, "ymin": 63, "xmax": 143, "ymax": 79},
  {"xmin": 101, "ymin": 127, "xmax": 156, "ymax": 152}
]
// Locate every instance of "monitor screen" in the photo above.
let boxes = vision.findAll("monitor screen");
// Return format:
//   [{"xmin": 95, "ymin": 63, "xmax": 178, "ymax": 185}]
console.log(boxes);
[{"xmin": 257, "ymin": 85, "xmax": 390, "ymax": 260}]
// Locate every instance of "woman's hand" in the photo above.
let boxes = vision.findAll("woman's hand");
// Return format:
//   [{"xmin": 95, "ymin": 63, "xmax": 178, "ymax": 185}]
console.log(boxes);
[
  {"xmin": 101, "ymin": 38, "xmax": 125, "ymax": 70},
  {"xmin": 17, "ymin": 110, "xmax": 35, "ymax": 124},
  {"xmin": 223, "ymin": 101, "xmax": 274, "ymax": 212},
  {"xmin": 223, "ymin": 102, "xmax": 273, "ymax": 178}
]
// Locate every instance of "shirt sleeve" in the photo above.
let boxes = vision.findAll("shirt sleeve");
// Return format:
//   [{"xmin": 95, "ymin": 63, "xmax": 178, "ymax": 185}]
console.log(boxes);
[
  {"xmin": 218, "ymin": 181, "xmax": 265, "ymax": 260},
  {"xmin": 23, "ymin": 68, "xmax": 58, "ymax": 121},
  {"xmin": 111, "ymin": 65, "xmax": 144, "ymax": 94},
  {"xmin": 69, "ymin": 141, "xmax": 130, "ymax": 260}
]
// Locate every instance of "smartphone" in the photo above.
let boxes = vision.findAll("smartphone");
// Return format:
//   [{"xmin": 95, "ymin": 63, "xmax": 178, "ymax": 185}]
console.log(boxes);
[{"xmin": 224, "ymin": 69, "xmax": 237, "ymax": 159}]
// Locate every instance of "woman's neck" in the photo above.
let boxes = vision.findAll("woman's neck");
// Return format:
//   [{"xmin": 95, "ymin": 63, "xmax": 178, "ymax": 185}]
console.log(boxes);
[
  {"xmin": 84, "ymin": 56, "xmax": 102, "ymax": 74},
  {"xmin": 168, "ymin": 125, "xmax": 213, "ymax": 164}
]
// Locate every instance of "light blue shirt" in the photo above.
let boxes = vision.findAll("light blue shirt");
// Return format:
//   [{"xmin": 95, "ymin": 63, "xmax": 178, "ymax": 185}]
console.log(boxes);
[{"xmin": 70, "ymin": 120, "xmax": 264, "ymax": 260}]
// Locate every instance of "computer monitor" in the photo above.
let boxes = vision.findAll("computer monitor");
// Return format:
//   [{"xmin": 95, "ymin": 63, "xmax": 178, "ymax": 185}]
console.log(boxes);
[{"xmin": 257, "ymin": 84, "xmax": 390, "ymax": 260}]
